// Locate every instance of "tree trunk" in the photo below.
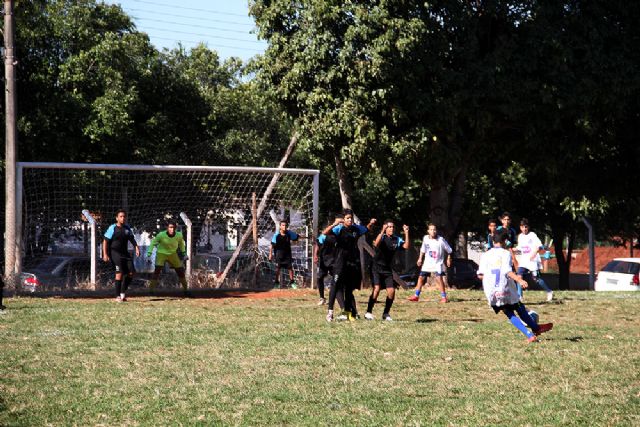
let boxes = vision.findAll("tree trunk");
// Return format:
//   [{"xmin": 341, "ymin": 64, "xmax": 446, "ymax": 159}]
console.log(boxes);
[
  {"xmin": 429, "ymin": 186, "xmax": 452, "ymax": 236},
  {"xmin": 429, "ymin": 167, "xmax": 467, "ymax": 248},
  {"xmin": 334, "ymin": 148, "xmax": 355, "ymax": 211},
  {"xmin": 333, "ymin": 146, "xmax": 368, "ymax": 287},
  {"xmin": 552, "ymin": 226, "xmax": 575, "ymax": 290}
]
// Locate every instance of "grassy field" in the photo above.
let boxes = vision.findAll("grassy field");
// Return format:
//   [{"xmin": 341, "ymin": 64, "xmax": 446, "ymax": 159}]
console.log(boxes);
[{"xmin": 0, "ymin": 289, "xmax": 638, "ymax": 426}]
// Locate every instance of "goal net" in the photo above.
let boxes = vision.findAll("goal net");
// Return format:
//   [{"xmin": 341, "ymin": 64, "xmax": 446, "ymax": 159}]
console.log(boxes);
[{"xmin": 16, "ymin": 163, "xmax": 319, "ymax": 293}]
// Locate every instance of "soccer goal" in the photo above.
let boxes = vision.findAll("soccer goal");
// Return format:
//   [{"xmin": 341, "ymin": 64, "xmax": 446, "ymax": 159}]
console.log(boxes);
[{"xmin": 14, "ymin": 162, "xmax": 319, "ymax": 293}]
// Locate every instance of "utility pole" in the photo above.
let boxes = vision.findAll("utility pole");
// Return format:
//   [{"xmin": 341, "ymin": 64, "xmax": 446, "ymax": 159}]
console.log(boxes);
[{"xmin": 4, "ymin": 0, "xmax": 17, "ymax": 282}]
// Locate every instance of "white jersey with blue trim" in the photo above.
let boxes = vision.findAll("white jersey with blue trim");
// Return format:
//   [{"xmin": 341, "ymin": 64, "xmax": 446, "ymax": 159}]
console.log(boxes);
[
  {"xmin": 517, "ymin": 231, "xmax": 543, "ymax": 271},
  {"xmin": 478, "ymin": 247, "xmax": 519, "ymax": 307},
  {"xmin": 419, "ymin": 236, "xmax": 452, "ymax": 273}
]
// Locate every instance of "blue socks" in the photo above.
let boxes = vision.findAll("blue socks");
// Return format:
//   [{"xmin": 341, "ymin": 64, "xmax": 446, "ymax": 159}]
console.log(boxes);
[
  {"xmin": 516, "ymin": 303, "xmax": 539, "ymax": 330},
  {"xmin": 415, "ymin": 290, "xmax": 421, "ymax": 297},
  {"xmin": 504, "ymin": 308, "xmax": 535, "ymax": 338},
  {"xmin": 536, "ymin": 277, "xmax": 552, "ymax": 293},
  {"xmin": 440, "ymin": 292, "xmax": 447, "ymax": 298}
]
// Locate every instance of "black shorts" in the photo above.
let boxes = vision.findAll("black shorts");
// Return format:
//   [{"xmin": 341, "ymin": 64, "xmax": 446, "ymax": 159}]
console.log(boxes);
[
  {"xmin": 335, "ymin": 263, "xmax": 362, "ymax": 290},
  {"xmin": 275, "ymin": 252, "xmax": 292, "ymax": 269},
  {"xmin": 491, "ymin": 303, "xmax": 522, "ymax": 314},
  {"xmin": 419, "ymin": 271, "xmax": 445, "ymax": 278},
  {"xmin": 276, "ymin": 261, "xmax": 292, "ymax": 269},
  {"xmin": 372, "ymin": 271, "xmax": 395, "ymax": 288},
  {"xmin": 111, "ymin": 252, "xmax": 135, "ymax": 275},
  {"xmin": 318, "ymin": 264, "xmax": 333, "ymax": 277}
]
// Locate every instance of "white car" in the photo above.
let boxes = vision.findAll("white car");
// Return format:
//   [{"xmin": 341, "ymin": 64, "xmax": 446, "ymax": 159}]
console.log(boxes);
[{"xmin": 595, "ymin": 258, "xmax": 640, "ymax": 291}]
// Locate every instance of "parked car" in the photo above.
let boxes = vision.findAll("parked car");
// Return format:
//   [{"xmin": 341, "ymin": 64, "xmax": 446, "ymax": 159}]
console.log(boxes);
[
  {"xmin": 20, "ymin": 256, "xmax": 93, "ymax": 292},
  {"xmin": 398, "ymin": 258, "xmax": 482, "ymax": 289},
  {"xmin": 594, "ymin": 258, "xmax": 640, "ymax": 291}
]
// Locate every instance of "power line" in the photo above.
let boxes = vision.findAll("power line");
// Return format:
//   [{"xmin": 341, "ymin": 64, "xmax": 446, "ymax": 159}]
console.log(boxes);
[
  {"xmin": 129, "ymin": 16, "xmax": 255, "ymax": 35},
  {"xmin": 150, "ymin": 35, "xmax": 264, "ymax": 52},
  {"xmin": 130, "ymin": 0, "xmax": 249, "ymax": 18},
  {"xmin": 123, "ymin": 7, "xmax": 254, "ymax": 27},
  {"xmin": 142, "ymin": 26, "xmax": 266, "ymax": 45}
]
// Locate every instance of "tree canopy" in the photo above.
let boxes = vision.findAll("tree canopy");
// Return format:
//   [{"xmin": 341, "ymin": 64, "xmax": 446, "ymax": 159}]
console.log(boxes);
[{"xmin": 1, "ymin": 0, "xmax": 639, "ymax": 288}]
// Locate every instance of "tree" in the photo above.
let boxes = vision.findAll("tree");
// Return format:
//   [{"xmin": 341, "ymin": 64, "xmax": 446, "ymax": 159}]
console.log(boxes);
[
  {"xmin": 478, "ymin": 0, "xmax": 640, "ymax": 288},
  {"xmin": 251, "ymin": 0, "xmax": 539, "ymax": 239}
]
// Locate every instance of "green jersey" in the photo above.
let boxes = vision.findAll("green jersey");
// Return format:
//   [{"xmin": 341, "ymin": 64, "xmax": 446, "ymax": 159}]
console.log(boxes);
[{"xmin": 147, "ymin": 231, "xmax": 186, "ymax": 256}]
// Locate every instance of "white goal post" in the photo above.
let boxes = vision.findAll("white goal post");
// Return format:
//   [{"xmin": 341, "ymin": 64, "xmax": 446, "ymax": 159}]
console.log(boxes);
[{"xmin": 14, "ymin": 162, "xmax": 319, "ymax": 292}]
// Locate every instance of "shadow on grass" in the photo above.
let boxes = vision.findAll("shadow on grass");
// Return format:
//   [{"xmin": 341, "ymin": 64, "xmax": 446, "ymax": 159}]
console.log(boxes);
[
  {"xmin": 416, "ymin": 317, "xmax": 485, "ymax": 323},
  {"xmin": 447, "ymin": 297, "xmax": 485, "ymax": 303},
  {"xmin": 524, "ymin": 300, "xmax": 565, "ymax": 307},
  {"xmin": 11, "ymin": 288, "xmax": 280, "ymax": 301}
]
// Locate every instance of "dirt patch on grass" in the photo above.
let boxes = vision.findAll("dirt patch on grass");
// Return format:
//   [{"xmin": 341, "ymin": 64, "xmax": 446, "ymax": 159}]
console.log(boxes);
[{"xmin": 31, "ymin": 288, "xmax": 314, "ymax": 302}]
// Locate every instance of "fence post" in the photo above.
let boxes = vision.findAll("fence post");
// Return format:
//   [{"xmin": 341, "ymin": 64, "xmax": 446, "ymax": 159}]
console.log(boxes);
[
  {"xmin": 81, "ymin": 210, "xmax": 97, "ymax": 286},
  {"xmin": 179, "ymin": 212, "xmax": 193, "ymax": 282}
]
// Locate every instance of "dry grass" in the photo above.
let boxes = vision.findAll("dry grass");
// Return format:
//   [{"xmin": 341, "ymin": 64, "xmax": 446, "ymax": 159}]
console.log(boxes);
[{"xmin": 0, "ymin": 289, "xmax": 639, "ymax": 426}]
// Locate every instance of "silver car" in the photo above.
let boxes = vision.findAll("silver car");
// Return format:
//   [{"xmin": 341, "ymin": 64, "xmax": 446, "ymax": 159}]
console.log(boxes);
[{"xmin": 20, "ymin": 256, "xmax": 92, "ymax": 292}]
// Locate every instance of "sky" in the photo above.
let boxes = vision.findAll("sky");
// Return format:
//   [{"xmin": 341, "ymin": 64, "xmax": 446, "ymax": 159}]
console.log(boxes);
[{"xmin": 104, "ymin": 0, "xmax": 267, "ymax": 62}]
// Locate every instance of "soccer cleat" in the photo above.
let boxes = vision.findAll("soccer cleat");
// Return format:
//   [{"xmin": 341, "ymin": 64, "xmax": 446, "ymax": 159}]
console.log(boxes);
[
  {"xmin": 439, "ymin": 297, "xmax": 448, "ymax": 304},
  {"xmin": 382, "ymin": 313, "xmax": 393, "ymax": 322},
  {"xmin": 535, "ymin": 323, "xmax": 554, "ymax": 336},
  {"xmin": 326, "ymin": 312, "xmax": 334, "ymax": 322},
  {"xmin": 116, "ymin": 296, "xmax": 126, "ymax": 302},
  {"xmin": 317, "ymin": 298, "xmax": 326, "ymax": 306},
  {"xmin": 546, "ymin": 291, "xmax": 554, "ymax": 302},
  {"xmin": 364, "ymin": 312, "xmax": 375, "ymax": 320},
  {"xmin": 527, "ymin": 335, "xmax": 538, "ymax": 343},
  {"xmin": 337, "ymin": 314, "xmax": 348, "ymax": 321},
  {"xmin": 273, "ymin": 281, "xmax": 280, "ymax": 289},
  {"xmin": 290, "ymin": 281, "xmax": 298, "ymax": 289},
  {"xmin": 347, "ymin": 312, "xmax": 357, "ymax": 322},
  {"xmin": 408, "ymin": 295, "xmax": 420, "ymax": 302}
]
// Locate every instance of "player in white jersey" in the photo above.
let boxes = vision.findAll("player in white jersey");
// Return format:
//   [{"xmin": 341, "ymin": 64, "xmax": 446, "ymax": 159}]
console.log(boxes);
[
  {"xmin": 516, "ymin": 218, "xmax": 554, "ymax": 301},
  {"xmin": 478, "ymin": 229, "xmax": 554, "ymax": 343},
  {"xmin": 408, "ymin": 223, "xmax": 452, "ymax": 303}
]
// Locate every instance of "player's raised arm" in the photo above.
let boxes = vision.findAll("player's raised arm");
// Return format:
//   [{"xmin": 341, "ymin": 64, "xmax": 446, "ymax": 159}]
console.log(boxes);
[
  {"xmin": 402, "ymin": 225, "xmax": 410, "ymax": 249},
  {"xmin": 322, "ymin": 217, "xmax": 343, "ymax": 235},
  {"xmin": 373, "ymin": 223, "xmax": 388, "ymax": 247}
]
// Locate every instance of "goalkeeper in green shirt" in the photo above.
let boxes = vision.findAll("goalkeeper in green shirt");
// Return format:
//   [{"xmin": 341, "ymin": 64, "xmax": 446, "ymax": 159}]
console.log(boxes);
[{"xmin": 147, "ymin": 219, "xmax": 189, "ymax": 296}]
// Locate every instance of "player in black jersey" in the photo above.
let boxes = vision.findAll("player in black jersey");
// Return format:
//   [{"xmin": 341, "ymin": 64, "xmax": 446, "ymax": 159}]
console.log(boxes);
[
  {"xmin": 102, "ymin": 209, "xmax": 140, "ymax": 302},
  {"xmin": 314, "ymin": 214, "xmax": 343, "ymax": 305},
  {"xmin": 365, "ymin": 220, "xmax": 410, "ymax": 321},
  {"xmin": 269, "ymin": 220, "xmax": 306, "ymax": 288},
  {"xmin": 323, "ymin": 209, "xmax": 376, "ymax": 322}
]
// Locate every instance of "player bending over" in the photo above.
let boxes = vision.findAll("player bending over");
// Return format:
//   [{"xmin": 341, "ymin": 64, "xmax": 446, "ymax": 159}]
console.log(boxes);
[
  {"xmin": 147, "ymin": 219, "xmax": 189, "ymax": 296},
  {"xmin": 477, "ymin": 229, "xmax": 553, "ymax": 343},
  {"xmin": 365, "ymin": 220, "xmax": 410, "ymax": 321}
]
